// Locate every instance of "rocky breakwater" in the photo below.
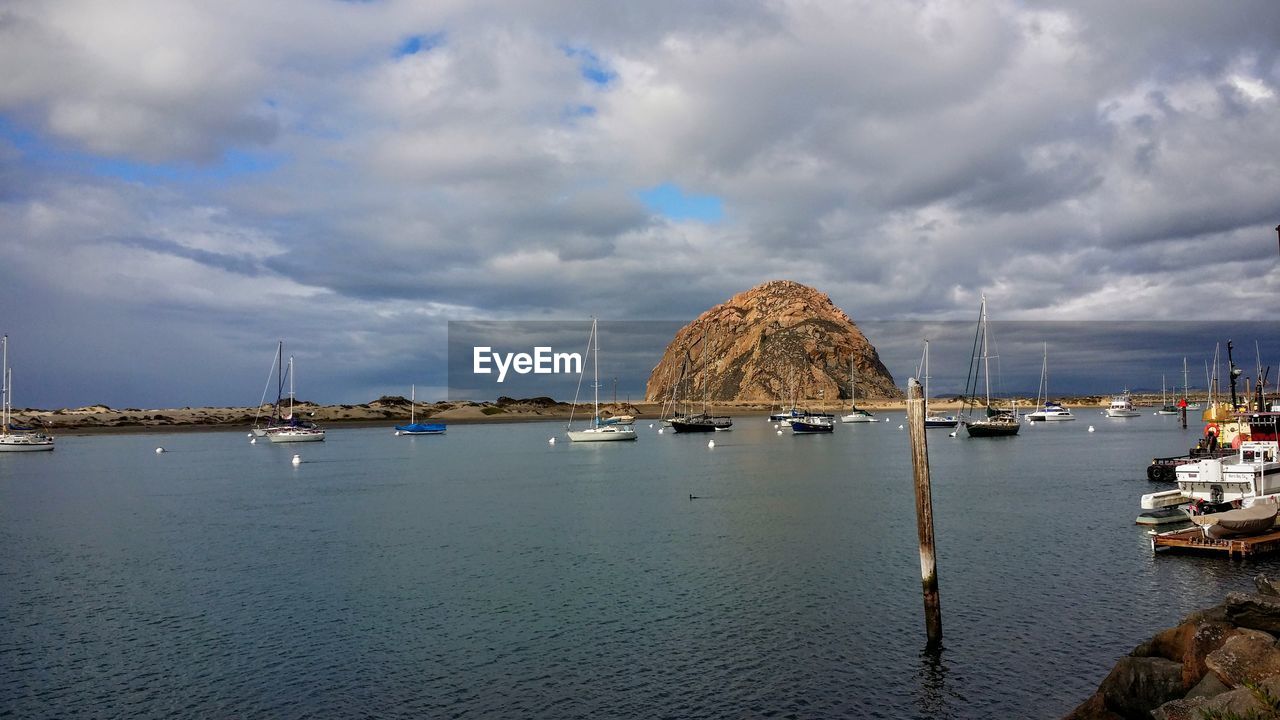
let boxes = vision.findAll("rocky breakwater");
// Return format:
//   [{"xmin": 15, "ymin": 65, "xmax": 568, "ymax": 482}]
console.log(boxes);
[
  {"xmin": 645, "ymin": 280, "xmax": 900, "ymax": 404},
  {"xmin": 1066, "ymin": 577, "xmax": 1280, "ymax": 719}
]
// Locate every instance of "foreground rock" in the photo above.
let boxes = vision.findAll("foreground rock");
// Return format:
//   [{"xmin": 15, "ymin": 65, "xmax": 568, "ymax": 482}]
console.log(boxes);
[
  {"xmin": 644, "ymin": 280, "xmax": 900, "ymax": 404},
  {"xmin": 1065, "ymin": 578, "xmax": 1280, "ymax": 719}
]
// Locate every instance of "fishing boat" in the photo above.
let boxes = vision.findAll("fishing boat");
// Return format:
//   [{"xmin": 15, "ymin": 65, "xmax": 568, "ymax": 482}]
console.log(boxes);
[
  {"xmin": 840, "ymin": 358, "xmax": 875, "ymax": 423},
  {"xmin": 395, "ymin": 385, "xmax": 446, "ymax": 435},
  {"xmin": 1156, "ymin": 376, "xmax": 1178, "ymax": 415},
  {"xmin": 1138, "ymin": 439, "xmax": 1280, "ymax": 528},
  {"xmin": 960, "ymin": 296, "xmax": 1019, "ymax": 438},
  {"xmin": 1026, "ymin": 343, "xmax": 1075, "ymax": 422},
  {"xmin": 265, "ymin": 355, "xmax": 325, "ymax": 443},
  {"xmin": 1104, "ymin": 391, "xmax": 1141, "ymax": 418},
  {"xmin": 566, "ymin": 319, "xmax": 637, "ymax": 442},
  {"xmin": 917, "ymin": 340, "xmax": 958, "ymax": 429},
  {"xmin": 0, "ymin": 335, "xmax": 54, "ymax": 452}
]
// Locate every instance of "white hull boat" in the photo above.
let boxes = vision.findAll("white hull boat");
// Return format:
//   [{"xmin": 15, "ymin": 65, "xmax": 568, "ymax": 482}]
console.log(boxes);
[
  {"xmin": 266, "ymin": 427, "xmax": 326, "ymax": 443},
  {"xmin": 566, "ymin": 319, "xmax": 637, "ymax": 443},
  {"xmin": 1139, "ymin": 441, "xmax": 1280, "ymax": 525},
  {"xmin": 1105, "ymin": 392, "xmax": 1141, "ymax": 418},
  {"xmin": 0, "ymin": 335, "xmax": 54, "ymax": 452}
]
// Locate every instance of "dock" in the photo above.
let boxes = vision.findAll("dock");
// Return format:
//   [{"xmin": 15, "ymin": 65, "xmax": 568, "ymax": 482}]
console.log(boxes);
[{"xmin": 1151, "ymin": 526, "xmax": 1280, "ymax": 557}]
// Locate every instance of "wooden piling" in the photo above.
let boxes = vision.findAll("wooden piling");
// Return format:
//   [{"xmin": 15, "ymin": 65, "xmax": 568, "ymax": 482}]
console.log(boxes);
[{"xmin": 906, "ymin": 377, "xmax": 942, "ymax": 649}]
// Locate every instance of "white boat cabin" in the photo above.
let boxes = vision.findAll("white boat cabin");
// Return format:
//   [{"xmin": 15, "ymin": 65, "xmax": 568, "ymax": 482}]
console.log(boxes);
[{"xmin": 1142, "ymin": 441, "xmax": 1280, "ymax": 510}]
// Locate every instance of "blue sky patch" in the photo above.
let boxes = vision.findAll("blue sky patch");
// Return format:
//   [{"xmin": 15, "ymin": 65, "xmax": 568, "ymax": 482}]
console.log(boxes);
[
  {"xmin": 638, "ymin": 183, "xmax": 725, "ymax": 222},
  {"xmin": 395, "ymin": 32, "xmax": 444, "ymax": 58},
  {"xmin": 560, "ymin": 45, "xmax": 616, "ymax": 86}
]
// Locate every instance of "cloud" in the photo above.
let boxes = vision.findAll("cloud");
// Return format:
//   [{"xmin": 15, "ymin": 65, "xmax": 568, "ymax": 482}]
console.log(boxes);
[{"xmin": 1, "ymin": 0, "xmax": 1279, "ymax": 407}]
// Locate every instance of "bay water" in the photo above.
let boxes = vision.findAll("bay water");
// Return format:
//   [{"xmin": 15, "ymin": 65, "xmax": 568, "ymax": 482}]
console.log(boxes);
[{"xmin": 2, "ymin": 414, "xmax": 1273, "ymax": 718}]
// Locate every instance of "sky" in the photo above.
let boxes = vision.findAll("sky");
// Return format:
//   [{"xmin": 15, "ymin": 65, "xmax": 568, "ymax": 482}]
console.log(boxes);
[{"xmin": 1, "ymin": 0, "xmax": 1278, "ymax": 408}]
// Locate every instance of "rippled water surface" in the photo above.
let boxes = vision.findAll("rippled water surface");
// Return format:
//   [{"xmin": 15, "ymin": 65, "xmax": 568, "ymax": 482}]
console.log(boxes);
[{"xmin": 2, "ymin": 415, "xmax": 1275, "ymax": 718}]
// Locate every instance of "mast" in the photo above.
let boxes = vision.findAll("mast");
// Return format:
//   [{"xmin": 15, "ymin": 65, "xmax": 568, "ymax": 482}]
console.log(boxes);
[
  {"xmin": 288, "ymin": 355, "xmax": 295, "ymax": 419},
  {"xmin": 980, "ymin": 296, "xmax": 992, "ymax": 408},
  {"xmin": 1183, "ymin": 357, "xmax": 1190, "ymax": 403},
  {"xmin": 923, "ymin": 340, "xmax": 930, "ymax": 416},
  {"xmin": 410, "ymin": 384, "xmax": 416, "ymax": 424},
  {"xmin": 849, "ymin": 357, "xmax": 855, "ymax": 410},
  {"xmin": 592, "ymin": 319, "xmax": 600, "ymax": 427},
  {"xmin": 1037, "ymin": 342, "xmax": 1047, "ymax": 408},
  {"xmin": 2, "ymin": 334, "xmax": 8, "ymax": 434}
]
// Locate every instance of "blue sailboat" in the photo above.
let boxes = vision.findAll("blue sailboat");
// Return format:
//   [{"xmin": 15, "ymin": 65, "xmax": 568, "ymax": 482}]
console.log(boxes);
[{"xmin": 396, "ymin": 385, "xmax": 446, "ymax": 435}]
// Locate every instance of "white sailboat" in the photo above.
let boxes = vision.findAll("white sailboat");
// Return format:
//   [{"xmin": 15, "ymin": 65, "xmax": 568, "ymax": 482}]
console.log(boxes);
[
  {"xmin": 567, "ymin": 318, "xmax": 637, "ymax": 442},
  {"xmin": 265, "ymin": 355, "xmax": 325, "ymax": 443},
  {"xmin": 1156, "ymin": 375, "xmax": 1179, "ymax": 415},
  {"xmin": 1026, "ymin": 343, "xmax": 1074, "ymax": 422},
  {"xmin": 840, "ymin": 357, "xmax": 874, "ymax": 423},
  {"xmin": 251, "ymin": 340, "xmax": 284, "ymax": 437},
  {"xmin": 0, "ymin": 335, "xmax": 55, "ymax": 452}
]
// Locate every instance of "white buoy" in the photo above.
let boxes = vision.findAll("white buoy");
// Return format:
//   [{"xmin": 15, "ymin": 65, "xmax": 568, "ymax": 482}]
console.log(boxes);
[
  {"xmin": 658, "ymin": 428, "xmax": 664, "ymax": 434},
  {"xmin": 250, "ymin": 437, "xmax": 256, "ymax": 444},
  {"xmin": 1088, "ymin": 425, "xmax": 1096, "ymax": 433},
  {"xmin": 292, "ymin": 454, "xmax": 301, "ymax": 465},
  {"xmin": 774, "ymin": 423, "xmax": 780, "ymax": 429},
  {"xmin": 548, "ymin": 437, "xmax": 556, "ymax": 444},
  {"xmin": 948, "ymin": 431, "xmax": 957, "ymax": 437},
  {"xmin": 898, "ymin": 424, "xmax": 904, "ymax": 430},
  {"xmin": 707, "ymin": 439, "xmax": 715, "ymax": 449},
  {"xmin": 777, "ymin": 429, "xmax": 783, "ymax": 435},
  {"xmin": 246, "ymin": 432, "xmax": 253, "ymax": 437},
  {"xmin": 394, "ymin": 430, "xmax": 401, "ymax": 436},
  {"xmin": 648, "ymin": 423, "xmax": 654, "ymax": 429},
  {"xmin": 154, "ymin": 447, "xmax": 164, "ymax": 454}
]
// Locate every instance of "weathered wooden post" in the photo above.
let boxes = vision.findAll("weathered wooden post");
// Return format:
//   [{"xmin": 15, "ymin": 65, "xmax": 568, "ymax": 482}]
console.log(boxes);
[{"xmin": 906, "ymin": 377, "xmax": 942, "ymax": 649}]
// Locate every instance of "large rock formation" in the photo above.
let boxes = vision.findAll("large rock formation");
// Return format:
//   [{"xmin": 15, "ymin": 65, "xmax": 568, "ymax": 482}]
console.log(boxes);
[{"xmin": 645, "ymin": 280, "xmax": 900, "ymax": 403}]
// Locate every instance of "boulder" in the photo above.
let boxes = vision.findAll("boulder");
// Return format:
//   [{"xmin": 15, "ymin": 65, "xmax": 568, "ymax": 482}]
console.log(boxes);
[
  {"xmin": 1170, "ymin": 675, "xmax": 1280, "ymax": 717},
  {"xmin": 1095, "ymin": 656, "xmax": 1185, "ymax": 719},
  {"xmin": 1184, "ymin": 668, "xmax": 1230, "ymax": 699},
  {"xmin": 644, "ymin": 280, "xmax": 900, "ymax": 403},
  {"xmin": 1132, "ymin": 621, "xmax": 1196, "ymax": 663},
  {"xmin": 1149, "ymin": 697, "xmax": 1209, "ymax": 720},
  {"xmin": 1061, "ymin": 691, "xmax": 1123, "ymax": 720},
  {"xmin": 1205, "ymin": 628, "xmax": 1280, "ymax": 687},
  {"xmin": 1183, "ymin": 621, "xmax": 1244, "ymax": 687},
  {"xmin": 1257, "ymin": 574, "xmax": 1280, "ymax": 597},
  {"xmin": 1225, "ymin": 592, "xmax": 1280, "ymax": 633}
]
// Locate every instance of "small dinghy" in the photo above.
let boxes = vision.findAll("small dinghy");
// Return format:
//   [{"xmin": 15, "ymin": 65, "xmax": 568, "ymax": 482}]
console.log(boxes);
[{"xmin": 1195, "ymin": 505, "xmax": 1279, "ymax": 540}]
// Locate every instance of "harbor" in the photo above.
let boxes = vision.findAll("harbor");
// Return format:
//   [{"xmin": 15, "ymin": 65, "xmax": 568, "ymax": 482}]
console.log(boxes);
[{"xmin": 2, "ymin": 406, "xmax": 1278, "ymax": 718}]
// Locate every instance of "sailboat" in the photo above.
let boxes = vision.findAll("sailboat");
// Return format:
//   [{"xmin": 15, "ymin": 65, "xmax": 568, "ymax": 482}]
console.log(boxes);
[
  {"xmin": 1183, "ymin": 358, "xmax": 1201, "ymax": 410},
  {"xmin": 1156, "ymin": 375, "xmax": 1179, "ymax": 415},
  {"xmin": 840, "ymin": 357, "xmax": 875, "ymax": 423},
  {"xmin": 265, "ymin": 355, "xmax": 325, "ymax": 442},
  {"xmin": 669, "ymin": 333, "xmax": 732, "ymax": 432},
  {"xmin": 918, "ymin": 340, "xmax": 958, "ymax": 429},
  {"xmin": 1026, "ymin": 343, "xmax": 1074, "ymax": 422},
  {"xmin": 567, "ymin": 319, "xmax": 637, "ymax": 442},
  {"xmin": 395, "ymin": 385, "xmax": 446, "ymax": 435},
  {"xmin": 960, "ymin": 296, "xmax": 1020, "ymax": 437},
  {"xmin": 0, "ymin": 335, "xmax": 55, "ymax": 452},
  {"xmin": 252, "ymin": 341, "xmax": 285, "ymax": 437}
]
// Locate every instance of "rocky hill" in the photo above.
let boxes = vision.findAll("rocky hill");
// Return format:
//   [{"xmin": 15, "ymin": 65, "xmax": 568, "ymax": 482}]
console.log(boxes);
[{"xmin": 645, "ymin": 280, "xmax": 900, "ymax": 404}]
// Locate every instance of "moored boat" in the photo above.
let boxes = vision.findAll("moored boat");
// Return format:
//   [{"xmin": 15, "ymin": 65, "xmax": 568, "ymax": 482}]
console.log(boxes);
[
  {"xmin": 396, "ymin": 385, "xmax": 446, "ymax": 435},
  {"xmin": 265, "ymin": 354, "xmax": 325, "ymax": 443},
  {"xmin": 1105, "ymin": 391, "xmax": 1141, "ymax": 418},
  {"xmin": 960, "ymin": 296, "xmax": 1019, "ymax": 438},
  {"xmin": 791, "ymin": 412, "xmax": 835, "ymax": 434},
  {"xmin": 0, "ymin": 335, "xmax": 54, "ymax": 452},
  {"xmin": 566, "ymin": 318, "xmax": 637, "ymax": 443},
  {"xmin": 840, "ymin": 358, "xmax": 875, "ymax": 423}
]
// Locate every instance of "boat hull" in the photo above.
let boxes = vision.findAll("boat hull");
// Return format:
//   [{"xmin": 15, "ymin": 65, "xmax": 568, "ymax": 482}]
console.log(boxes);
[
  {"xmin": 0, "ymin": 436, "xmax": 55, "ymax": 452},
  {"xmin": 964, "ymin": 420, "xmax": 1020, "ymax": 437},
  {"xmin": 670, "ymin": 417, "xmax": 733, "ymax": 433},
  {"xmin": 840, "ymin": 413, "xmax": 875, "ymax": 423},
  {"xmin": 1106, "ymin": 410, "xmax": 1142, "ymax": 418},
  {"xmin": 396, "ymin": 423, "xmax": 446, "ymax": 435},
  {"xmin": 566, "ymin": 428, "xmax": 637, "ymax": 442},
  {"xmin": 266, "ymin": 430, "xmax": 326, "ymax": 443},
  {"xmin": 924, "ymin": 417, "xmax": 958, "ymax": 429}
]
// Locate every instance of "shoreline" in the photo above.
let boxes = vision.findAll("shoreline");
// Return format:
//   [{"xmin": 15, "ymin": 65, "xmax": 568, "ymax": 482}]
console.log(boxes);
[{"xmin": 7, "ymin": 394, "xmax": 1195, "ymax": 436}]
